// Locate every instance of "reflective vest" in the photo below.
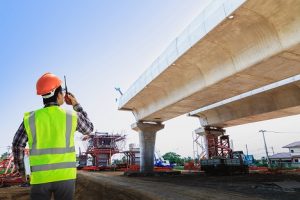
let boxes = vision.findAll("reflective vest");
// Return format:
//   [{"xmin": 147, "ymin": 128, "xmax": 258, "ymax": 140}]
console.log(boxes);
[{"xmin": 23, "ymin": 106, "xmax": 78, "ymax": 184}]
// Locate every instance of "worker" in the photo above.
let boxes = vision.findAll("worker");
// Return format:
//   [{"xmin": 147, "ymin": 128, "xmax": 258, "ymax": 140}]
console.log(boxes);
[{"xmin": 12, "ymin": 72, "xmax": 94, "ymax": 200}]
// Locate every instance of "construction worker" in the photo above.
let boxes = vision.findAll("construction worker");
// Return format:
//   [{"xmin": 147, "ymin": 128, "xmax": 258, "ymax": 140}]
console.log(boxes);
[{"xmin": 12, "ymin": 72, "xmax": 94, "ymax": 200}]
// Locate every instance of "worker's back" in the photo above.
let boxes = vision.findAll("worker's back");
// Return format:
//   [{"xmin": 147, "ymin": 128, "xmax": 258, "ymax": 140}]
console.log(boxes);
[
  {"xmin": 24, "ymin": 106, "xmax": 78, "ymax": 185},
  {"xmin": 13, "ymin": 72, "xmax": 93, "ymax": 200}
]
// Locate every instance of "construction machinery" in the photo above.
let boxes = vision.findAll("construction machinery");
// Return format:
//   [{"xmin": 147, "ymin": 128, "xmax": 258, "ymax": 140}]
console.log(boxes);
[
  {"xmin": 194, "ymin": 127, "xmax": 249, "ymax": 174},
  {"xmin": 77, "ymin": 132, "xmax": 126, "ymax": 171},
  {"xmin": 120, "ymin": 144, "xmax": 174, "ymax": 172},
  {"xmin": 154, "ymin": 151, "xmax": 173, "ymax": 168}
]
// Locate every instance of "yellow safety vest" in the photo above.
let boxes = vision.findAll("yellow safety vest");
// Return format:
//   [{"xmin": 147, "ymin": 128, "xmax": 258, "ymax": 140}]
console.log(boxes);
[{"xmin": 23, "ymin": 106, "xmax": 78, "ymax": 184}]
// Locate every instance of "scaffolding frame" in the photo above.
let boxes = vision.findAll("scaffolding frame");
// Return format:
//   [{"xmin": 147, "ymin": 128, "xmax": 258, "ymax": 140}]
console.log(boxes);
[
  {"xmin": 80, "ymin": 132, "xmax": 126, "ymax": 169},
  {"xmin": 193, "ymin": 127, "xmax": 232, "ymax": 161}
]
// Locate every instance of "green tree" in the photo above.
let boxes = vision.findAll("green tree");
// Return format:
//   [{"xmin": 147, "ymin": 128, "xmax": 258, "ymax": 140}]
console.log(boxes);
[
  {"xmin": 112, "ymin": 156, "xmax": 127, "ymax": 165},
  {"xmin": 183, "ymin": 156, "xmax": 193, "ymax": 163},
  {"xmin": 0, "ymin": 152, "xmax": 9, "ymax": 160},
  {"xmin": 162, "ymin": 152, "xmax": 184, "ymax": 165}
]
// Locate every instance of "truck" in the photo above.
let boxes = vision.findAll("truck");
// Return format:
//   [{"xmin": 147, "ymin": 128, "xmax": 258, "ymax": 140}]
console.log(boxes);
[{"xmin": 200, "ymin": 151, "xmax": 249, "ymax": 175}]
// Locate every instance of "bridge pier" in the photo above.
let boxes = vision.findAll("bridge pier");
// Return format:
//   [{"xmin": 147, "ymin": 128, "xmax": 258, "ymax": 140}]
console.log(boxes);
[{"xmin": 131, "ymin": 122, "xmax": 164, "ymax": 173}]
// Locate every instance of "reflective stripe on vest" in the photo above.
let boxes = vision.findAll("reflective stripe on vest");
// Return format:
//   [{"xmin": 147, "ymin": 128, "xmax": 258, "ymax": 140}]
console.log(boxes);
[
  {"xmin": 31, "ymin": 162, "xmax": 77, "ymax": 172},
  {"xmin": 30, "ymin": 147, "xmax": 76, "ymax": 155},
  {"xmin": 28, "ymin": 111, "xmax": 74, "ymax": 156},
  {"xmin": 24, "ymin": 107, "xmax": 77, "ymax": 184},
  {"xmin": 28, "ymin": 111, "xmax": 36, "ymax": 150}
]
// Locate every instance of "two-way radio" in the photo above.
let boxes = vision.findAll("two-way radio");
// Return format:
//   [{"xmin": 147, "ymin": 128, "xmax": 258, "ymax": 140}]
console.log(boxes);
[{"xmin": 64, "ymin": 75, "xmax": 72, "ymax": 105}]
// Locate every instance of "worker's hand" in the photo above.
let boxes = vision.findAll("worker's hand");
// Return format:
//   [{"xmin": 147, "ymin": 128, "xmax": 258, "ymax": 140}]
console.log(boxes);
[
  {"xmin": 65, "ymin": 92, "xmax": 78, "ymax": 106},
  {"xmin": 82, "ymin": 135, "xmax": 90, "ymax": 141},
  {"xmin": 13, "ymin": 168, "xmax": 28, "ymax": 185},
  {"xmin": 21, "ymin": 174, "xmax": 27, "ymax": 183},
  {"xmin": 20, "ymin": 175, "xmax": 30, "ymax": 187}
]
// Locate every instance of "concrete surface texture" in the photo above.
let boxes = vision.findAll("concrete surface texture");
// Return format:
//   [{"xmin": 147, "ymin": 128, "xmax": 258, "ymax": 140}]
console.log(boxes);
[
  {"xmin": 189, "ymin": 79, "xmax": 300, "ymax": 127},
  {"xmin": 131, "ymin": 122, "xmax": 164, "ymax": 173},
  {"xmin": 118, "ymin": 0, "xmax": 300, "ymax": 123}
]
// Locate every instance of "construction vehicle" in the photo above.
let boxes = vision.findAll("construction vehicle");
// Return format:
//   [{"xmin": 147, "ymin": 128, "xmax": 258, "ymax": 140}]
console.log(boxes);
[
  {"xmin": 154, "ymin": 151, "xmax": 173, "ymax": 168},
  {"xmin": 121, "ymin": 144, "xmax": 174, "ymax": 172},
  {"xmin": 200, "ymin": 151, "xmax": 249, "ymax": 174},
  {"xmin": 244, "ymin": 154, "xmax": 255, "ymax": 165},
  {"xmin": 194, "ymin": 127, "xmax": 249, "ymax": 174}
]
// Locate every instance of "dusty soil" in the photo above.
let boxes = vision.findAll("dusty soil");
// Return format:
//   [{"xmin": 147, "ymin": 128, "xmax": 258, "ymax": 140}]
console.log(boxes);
[
  {"xmin": 0, "ymin": 186, "xmax": 29, "ymax": 200},
  {"xmin": 135, "ymin": 172, "xmax": 300, "ymax": 200},
  {"xmin": 1, "ymin": 171, "xmax": 300, "ymax": 200},
  {"xmin": 76, "ymin": 171, "xmax": 300, "ymax": 200}
]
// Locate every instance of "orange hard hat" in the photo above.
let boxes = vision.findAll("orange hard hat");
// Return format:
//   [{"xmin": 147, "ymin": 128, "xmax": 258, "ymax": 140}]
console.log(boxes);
[{"xmin": 36, "ymin": 73, "xmax": 62, "ymax": 96}]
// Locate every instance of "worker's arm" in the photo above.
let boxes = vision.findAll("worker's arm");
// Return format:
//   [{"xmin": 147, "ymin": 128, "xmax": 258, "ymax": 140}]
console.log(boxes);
[
  {"xmin": 66, "ymin": 94, "xmax": 94, "ymax": 135},
  {"xmin": 74, "ymin": 104, "xmax": 94, "ymax": 134},
  {"xmin": 12, "ymin": 122, "xmax": 28, "ymax": 176}
]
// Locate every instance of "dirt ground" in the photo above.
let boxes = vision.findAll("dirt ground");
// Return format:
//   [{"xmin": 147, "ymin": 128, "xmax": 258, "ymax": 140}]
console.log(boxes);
[
  {"xmin": 0, "ymin": 186, "xmax": 29, "ymax": 200},
  {"xmin": 134, "ymin": 172, "xmax": 300, "ymax": 200},
  {"xmin": 1, "ymin": 171, "xmax": 300, "ymax": 200}
]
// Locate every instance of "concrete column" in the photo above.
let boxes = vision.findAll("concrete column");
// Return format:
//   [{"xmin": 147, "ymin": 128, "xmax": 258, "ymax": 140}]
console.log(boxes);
[{"xmin": 131, "ymin": 122, "xmax": 164, "ymax": 173}]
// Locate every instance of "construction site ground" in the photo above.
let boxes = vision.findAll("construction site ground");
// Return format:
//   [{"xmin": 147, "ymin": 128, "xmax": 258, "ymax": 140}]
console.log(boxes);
[{"xmin": 1, "ymin": 171, "xmax": 300, "ymax": 200}]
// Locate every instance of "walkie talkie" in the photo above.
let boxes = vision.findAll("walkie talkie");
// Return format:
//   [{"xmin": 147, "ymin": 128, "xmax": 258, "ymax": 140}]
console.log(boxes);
[{"xmin": 64, "ymin": 75, "xmax": 72, "ymax": 105}]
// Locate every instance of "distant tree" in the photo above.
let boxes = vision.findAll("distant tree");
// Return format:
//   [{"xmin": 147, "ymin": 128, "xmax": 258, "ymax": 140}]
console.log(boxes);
[
  {"xmin": 112, "ymin": 159, "xmax": 122, "ymax": 165},
  {"xmin": 122, "ymin": 156, "xmax": 127, "ymax": 163},
  {"xmin": 162, "ymin": 152, "xmax": 184, "ymax": 165},
  {"xmin": 112, "ymin": 156, "xmax": 127, "ymax": 165},
  {"xmin": 0, "ymin": 152, "xmax": 9, "ymax": 160},
  {"xmin": 183, "ymin": 156, "xmax": 193, "ymax": 163}
]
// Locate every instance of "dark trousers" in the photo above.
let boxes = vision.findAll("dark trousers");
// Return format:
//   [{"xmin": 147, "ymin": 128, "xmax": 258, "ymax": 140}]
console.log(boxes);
[{"xmin": 30, "ymin": 179, "xmax": 75, "ymax": 200}]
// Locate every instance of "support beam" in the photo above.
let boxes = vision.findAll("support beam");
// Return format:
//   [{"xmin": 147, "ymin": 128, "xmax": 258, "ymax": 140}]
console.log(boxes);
[
  {"xmin": 131, "ymin": 122, "xmax": 165, "ymax": 173},
  {"xmin": 189, "ymin": 80, "xmax": 300, "ymax": 127}
]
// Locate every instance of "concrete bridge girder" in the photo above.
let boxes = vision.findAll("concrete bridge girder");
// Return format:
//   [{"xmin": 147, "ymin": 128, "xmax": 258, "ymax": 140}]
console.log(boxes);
[
  {"xmin": 119, "ymin": 0, "xmax": 300, "ymax": 123},
  {"xmin": 119, "ymin": 0, "xmax": 300, "ymax": 174},
  {"xmin": 190, "ymin": 81, "xmax": 300, "ymax": 128}
]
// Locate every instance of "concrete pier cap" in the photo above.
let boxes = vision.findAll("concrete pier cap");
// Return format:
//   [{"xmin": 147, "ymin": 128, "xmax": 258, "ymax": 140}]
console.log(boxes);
[{"xmin": 131, "ymin": 122, "xmax": 165, "ymax": 173}]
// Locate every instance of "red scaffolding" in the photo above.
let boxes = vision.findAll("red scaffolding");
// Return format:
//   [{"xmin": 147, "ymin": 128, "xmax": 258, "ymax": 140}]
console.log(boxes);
[
  {"xmin": 78, "ymin": 132, "xmax": 125, "ymax": 170},
  {"xmin": 0, "ymin": 149, "xmax": 29, "ymax": 187},
  {"xmin": 194, "ymin": 127, "xmax": 232, "ymax": 160}
]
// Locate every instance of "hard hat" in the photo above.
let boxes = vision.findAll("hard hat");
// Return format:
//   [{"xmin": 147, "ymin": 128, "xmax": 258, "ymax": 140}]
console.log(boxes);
[{"xmin": 36, "ymin": 73, "xmax": 62, "ymax": 97}]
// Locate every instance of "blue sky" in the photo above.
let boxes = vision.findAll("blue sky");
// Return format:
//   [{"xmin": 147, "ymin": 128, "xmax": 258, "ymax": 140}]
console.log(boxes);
[{"xmin": 1, "ymin": 0, "xmax": 299, "ymax": 158}]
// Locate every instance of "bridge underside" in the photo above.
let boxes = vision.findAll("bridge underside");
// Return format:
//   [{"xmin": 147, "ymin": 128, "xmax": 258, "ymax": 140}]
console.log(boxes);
[
  {"xmin": 119, "ymin": 0, "xmax": 300, "ymax": 123},
  {"xmin": 118, "ymin": 0, "xmax": 300, "ymax": 173},
  {"xmin": 189, "ymin": 80, "xmax": 300, "ymax": 128}
]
